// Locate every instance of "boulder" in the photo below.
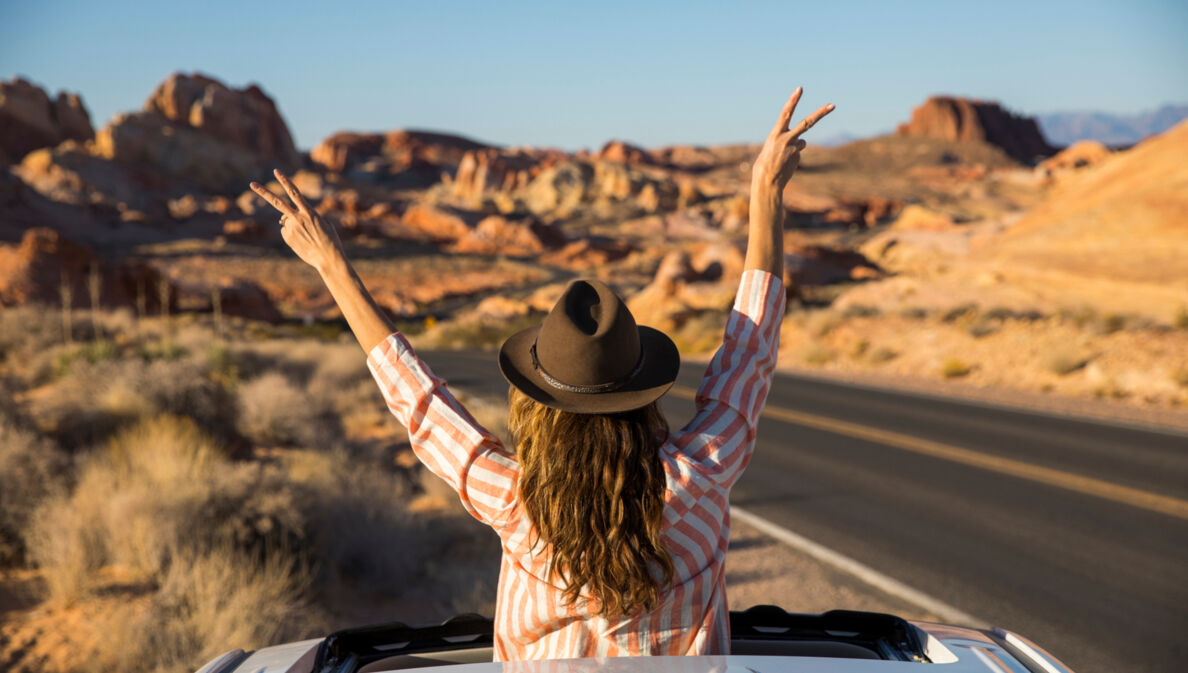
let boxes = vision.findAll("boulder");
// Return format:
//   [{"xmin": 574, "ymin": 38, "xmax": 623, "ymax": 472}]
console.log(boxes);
[
  {"xmin": 145, "ymin": 72, "xmax": 300, "ymax": 167},
  {"xmin": 452, "ymin": 215, "xmax": 565, "ymax": 256},
  {"xmin": 309, "ymin": 132, "xmax": 385, "ymax": 173},
  {"xmin": 400, "ymin": 202, "xmax": 483, "ymax": 241},
  {"xmin": 539, "ymin": 237, "xmax": 633, "ymax": 270},
  {"xmin": 522, "ymin": 161, "xmax": 593, "ymax": 215},
  {"xmin": 0, "ymin": 77, "xmax": 94, "ymax": 164},
  {"xmin": 212, "ymin": 277, "xmax": 283, "ymax": 323},
  {"xmin": 896, "ymin": 96, "xmax": 1053, "ymax": 163}
]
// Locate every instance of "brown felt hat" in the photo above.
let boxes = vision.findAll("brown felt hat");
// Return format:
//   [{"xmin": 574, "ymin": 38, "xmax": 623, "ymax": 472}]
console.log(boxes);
[{"xmin": 498, "ymin": 278, "xmax": 680, "ymax": 414}]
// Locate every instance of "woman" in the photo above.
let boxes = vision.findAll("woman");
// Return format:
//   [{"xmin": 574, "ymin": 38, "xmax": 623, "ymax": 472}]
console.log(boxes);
[{"xmin": 250, "ymin": 88, "xmax": 832, "ymax": 660}]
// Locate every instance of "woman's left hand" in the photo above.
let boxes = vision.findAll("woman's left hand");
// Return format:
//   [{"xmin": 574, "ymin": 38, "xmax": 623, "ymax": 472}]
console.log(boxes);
[{"xmin": 250, "ymin": 169, "xmax": 344, "ymax": 273}]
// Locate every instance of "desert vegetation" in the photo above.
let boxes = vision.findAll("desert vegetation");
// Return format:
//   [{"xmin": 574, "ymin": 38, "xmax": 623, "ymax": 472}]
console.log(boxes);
[{"xmin": 0, "ymin": 305, "xmax": 501, "ymax": 673}]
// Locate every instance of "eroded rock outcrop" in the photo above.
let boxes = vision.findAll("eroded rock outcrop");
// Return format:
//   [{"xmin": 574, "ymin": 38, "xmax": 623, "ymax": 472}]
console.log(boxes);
[
  {"xmin": 0, "ymin": 77, "xmax": 94, "ymax": 164},
  {"xmin": 896, "ymin": 96, "xmax": 1053, "ymax": 163},
  {"xmin": 312, "ymin": 129, "xmax": 491, "ymax": 186},
  {"xmin": 0, "ymin": 227, "xmax": 173, "ymax": 311},
  {"xmin": 92, "ymin": 72, "xmax": 298, "ymax": 192}
]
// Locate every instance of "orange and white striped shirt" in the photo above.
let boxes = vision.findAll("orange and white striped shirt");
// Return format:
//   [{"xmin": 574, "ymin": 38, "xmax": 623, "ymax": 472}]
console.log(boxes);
[{"xmin": 366, "ymin": 269, "xmax": 785, "ymax": 661}]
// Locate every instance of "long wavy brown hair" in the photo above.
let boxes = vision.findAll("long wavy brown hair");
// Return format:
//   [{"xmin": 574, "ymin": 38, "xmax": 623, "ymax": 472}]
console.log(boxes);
[{"xmin": 508, "ymin": 386, "xmax": 674, "ymax": 618}]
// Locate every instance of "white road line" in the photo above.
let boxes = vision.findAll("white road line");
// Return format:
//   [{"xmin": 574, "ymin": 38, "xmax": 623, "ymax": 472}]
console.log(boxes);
[{"xmin": 731, "ymin": 505, "xmax": 990, "ymax": 629}]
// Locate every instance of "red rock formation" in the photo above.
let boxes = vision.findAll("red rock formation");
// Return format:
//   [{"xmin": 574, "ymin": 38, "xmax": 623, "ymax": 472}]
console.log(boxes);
[
  {"xmin": 144, "ymin": 72, "xmax": 300, "ymax": 168},
  {"xmin": 310, "ymin": 129, "xmax": 491, "ymax": 178},
  {"xmin": 597, "ymin": 140, "xmax": 652, "ymax": 165},
  {"xmin": 212, "ymin": 277, "xmax": 283, "ymax": 323},
  {"xmin": 452, "ymin": 215, "xmax": 565, "ymax": 257},
  {"xmin": 0, "ymin": 227, "xmax": 173, "ymax": 311},
  {"xmin": 90, "ymin": 72, "xmax": 299, "ymax": 192},
  {"xmin": 539, "ymin": 237, "xmax": 633, "ymax": 270},
  {"xmin": 400, "ymin": 202, "xmax": 483, "ymax": 241},
  {"xmin": 896, "ymin": 96, "xmax": 1053, "ymax": 163},
  {"xmin": 309, "ymin": 132, "xmax": 384, "ymax": 173},
  {"xmin": 0, "ymin": 77, "xmax": 94, "ymax": 164}
]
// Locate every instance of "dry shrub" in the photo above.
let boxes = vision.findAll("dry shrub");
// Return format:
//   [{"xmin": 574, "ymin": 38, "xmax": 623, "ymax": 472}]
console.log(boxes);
[
  {"xmin": 28, "ymin": 415, "xmax": 305, "ymax": 602},
  {"xmin": 237, "ymin": 372, "xmax": 338, "ymax": 447},
  {"xmin": 967, "ymin": 319, "xmax": 1000, "ymax": 339},
  {"xmin": 0, "ymin": 405, "xmax": 70, "ymax": 565},
  {"xmin": 668, "ymin": 310, "xmax": 730, "ymax": 355},
  {"xmin": 100, "ymin": 549, "xmax": 309, "ymax": 673},
  {"xmin": 941, "ymin": 358, "xmax": 973, "ymax": 378},
  {"xmin": 0, "ymin": 305, "xmax": 73, "ymax": 365},
  {"xmin": 869, "ymin": 346, "xmax": 898, "ymax": 363},
  {"xmin": 414, "ymin": 313, "xmax": 541, "ymax": 351},
  {"xmin": 285, "ymin": 449, "xmax": 428, "ymax": 597},
  {"xmin": 802, "ymin": 344, "xmax": 836, "ymax": 365},
  {"xmin": 1176, "ymin": 306, "xmax": 1188, "ymax": 330},
  {"xmin": 1173, "ymin": 369, "xmax": 1188, "ymax": 389},
  {"xmin": 33, "ymin": 354, "xmax": 238, "ymax": 449},
  {"xmin": 1046, "ymin": 352, "xmax": 1089, "ymax": 376}
]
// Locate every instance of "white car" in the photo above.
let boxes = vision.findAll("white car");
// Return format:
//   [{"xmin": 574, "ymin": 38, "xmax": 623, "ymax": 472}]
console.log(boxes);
[{"xmin": 194, "ymin": 605, "xmax": 1075, "ymax": 672}]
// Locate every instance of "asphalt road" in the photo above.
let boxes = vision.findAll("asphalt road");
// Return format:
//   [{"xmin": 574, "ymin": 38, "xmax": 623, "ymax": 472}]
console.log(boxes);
[{"xmin": 421, "ymin": 350, "xmax": 1188, "ymax": 673}]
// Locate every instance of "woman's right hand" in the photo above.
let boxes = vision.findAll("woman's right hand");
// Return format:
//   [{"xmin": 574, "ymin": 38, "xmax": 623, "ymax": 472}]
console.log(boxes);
[
  {"xmin": 751, "ymin": 88, "xmax": 834, "ymax": 195},
  {"xmin": 250, "ymin": 169, "xmax": 345, "ymax": 274}
]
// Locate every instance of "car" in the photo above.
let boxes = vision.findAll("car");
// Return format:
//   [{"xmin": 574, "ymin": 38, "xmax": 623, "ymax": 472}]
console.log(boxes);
[{"xmin": 193, "ymin": 604, "xmax": 1076, "ymax": 672}]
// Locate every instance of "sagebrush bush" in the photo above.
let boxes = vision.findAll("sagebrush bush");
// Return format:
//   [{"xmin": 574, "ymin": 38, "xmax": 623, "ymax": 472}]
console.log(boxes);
[
  {"xmin": 1176, "ymin": 306, "xmax": 1188, "ymax": 329},
  {"xmin": 1047, "ymin": 353, "xmax": 1088, "ymax": 376},
  {"xmin": 0, "ymin": 405, "xmax": 70, "ymax": 565},
  {"xmin": 237, "ymin": 372, "xmax": 338, "ymax": 447},
  {"xmin": 28, "ymin": 415, "xmax": 305, "ymax": 601},
  {"xmin": 100, "ymin": 548, "xmax": 310, "ymax": 673},
  {"xmin": 34, "ymin": 355, "xmax": 239, "ymax": 449},
  {"xmin": 941, "ymin": 358, "xmax": 973, "ymax": 378}
]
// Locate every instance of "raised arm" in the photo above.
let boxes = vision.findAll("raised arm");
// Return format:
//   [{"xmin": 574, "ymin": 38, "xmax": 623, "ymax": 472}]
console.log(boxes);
[
  {"xmin": 249, "ymin": 171, "xmax": 518, "ymax": 528},
  {"xmin": 668, "ymin": 90, "xmax": 832, "ymax": 488},
  {"xmin": 745, "ymin": 88, "xmax": 835, "ymax": 277},
  {"xmin": 250, "ymin": 170, "xmax": 394, "ymax": 355}
]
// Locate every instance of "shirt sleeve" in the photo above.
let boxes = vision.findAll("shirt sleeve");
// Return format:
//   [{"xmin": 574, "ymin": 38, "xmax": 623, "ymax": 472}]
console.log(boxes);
[
  {"xmin": 665, "ymin": 269, "xmax": 786, "ymax": 489},
  {"xmin": 366, "ymin": 332, "xmax": 519, "ymax": 528}
]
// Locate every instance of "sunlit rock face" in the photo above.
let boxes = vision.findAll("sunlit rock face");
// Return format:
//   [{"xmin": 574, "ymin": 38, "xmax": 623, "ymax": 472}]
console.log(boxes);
[
  {"xmin": 0, "ymin": 77, "xmax": 94, "ymax": 164},
  {"xmin": 896, "ymin": 96, "xmax": 1053, "ymax": 163},
  {"xmin": 91, "ymin": 72, "xmax": 300, "ymax": 192}
]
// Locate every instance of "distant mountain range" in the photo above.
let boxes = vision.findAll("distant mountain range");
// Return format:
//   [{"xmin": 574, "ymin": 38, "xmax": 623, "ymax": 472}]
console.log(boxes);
[{"xmin": 1036, "ymin": 104, "xmax": 1188, "ymax": 147}]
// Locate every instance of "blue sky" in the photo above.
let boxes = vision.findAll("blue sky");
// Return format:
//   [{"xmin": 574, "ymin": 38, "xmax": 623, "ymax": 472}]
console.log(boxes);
[{"xmin": 3, "ymin": 0, "xmax": 1185, "ymax": 150}]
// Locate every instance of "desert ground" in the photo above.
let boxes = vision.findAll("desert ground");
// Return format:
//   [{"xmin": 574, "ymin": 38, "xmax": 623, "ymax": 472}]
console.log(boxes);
[{"xmin": 0, "ymin": 73, "xmax": 1185, "ymax": 671}]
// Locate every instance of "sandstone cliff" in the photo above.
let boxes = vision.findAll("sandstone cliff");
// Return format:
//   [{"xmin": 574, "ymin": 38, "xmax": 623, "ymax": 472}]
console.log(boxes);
[{"xmin": 896, "ymin": 96, "xmax": 1053, "ymax": 163}]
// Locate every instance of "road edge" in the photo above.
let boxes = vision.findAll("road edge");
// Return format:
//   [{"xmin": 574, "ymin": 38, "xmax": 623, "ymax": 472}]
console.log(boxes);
[{"xmin": 731, "ymin": 506, "xmax": 990, "ymax": 629}]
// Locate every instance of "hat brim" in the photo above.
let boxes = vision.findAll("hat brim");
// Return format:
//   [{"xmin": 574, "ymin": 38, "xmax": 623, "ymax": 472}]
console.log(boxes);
[{"xmin": 498, "ymin": 324, "xmax": 680, "ymax": 414}]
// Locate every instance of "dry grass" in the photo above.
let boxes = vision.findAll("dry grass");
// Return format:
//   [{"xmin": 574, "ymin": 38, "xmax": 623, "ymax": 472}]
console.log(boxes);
[
  {"xmin": 0, "ymin": 404, "xmax": 69, "ymax": 565},
  {"xmin": 2, "ymin": 307, "xmax": 513, "ymax": 672}
]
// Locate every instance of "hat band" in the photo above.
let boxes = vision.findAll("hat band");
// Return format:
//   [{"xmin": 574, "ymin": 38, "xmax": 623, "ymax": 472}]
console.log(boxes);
[{"xmin": 530, "ymin": 341, "xmax": 645, "ymax": 394}]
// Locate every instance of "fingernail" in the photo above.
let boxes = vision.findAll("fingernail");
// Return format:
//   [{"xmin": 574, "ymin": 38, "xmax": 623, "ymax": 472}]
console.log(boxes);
[{"xmin": 827, "ymin": 103, "xmax": 835, "ymax": 110}]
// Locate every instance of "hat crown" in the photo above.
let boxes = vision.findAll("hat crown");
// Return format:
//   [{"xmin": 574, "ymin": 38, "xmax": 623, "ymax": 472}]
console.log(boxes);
[{"xmin": 536, "ymin": 280, "xmax": 641, "ymax": 388}]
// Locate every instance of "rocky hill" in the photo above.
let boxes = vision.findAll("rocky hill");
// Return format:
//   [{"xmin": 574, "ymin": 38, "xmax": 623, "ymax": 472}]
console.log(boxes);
[{"xmin": 896, "ymin": 95, "xmax": 1053, "ymax": 163}]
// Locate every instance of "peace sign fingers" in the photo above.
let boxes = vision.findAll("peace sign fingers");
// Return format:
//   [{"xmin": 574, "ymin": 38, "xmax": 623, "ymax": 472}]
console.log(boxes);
[{"xmin": 249, "ymin": 181, "xmax": 298, "ymax": 219}]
